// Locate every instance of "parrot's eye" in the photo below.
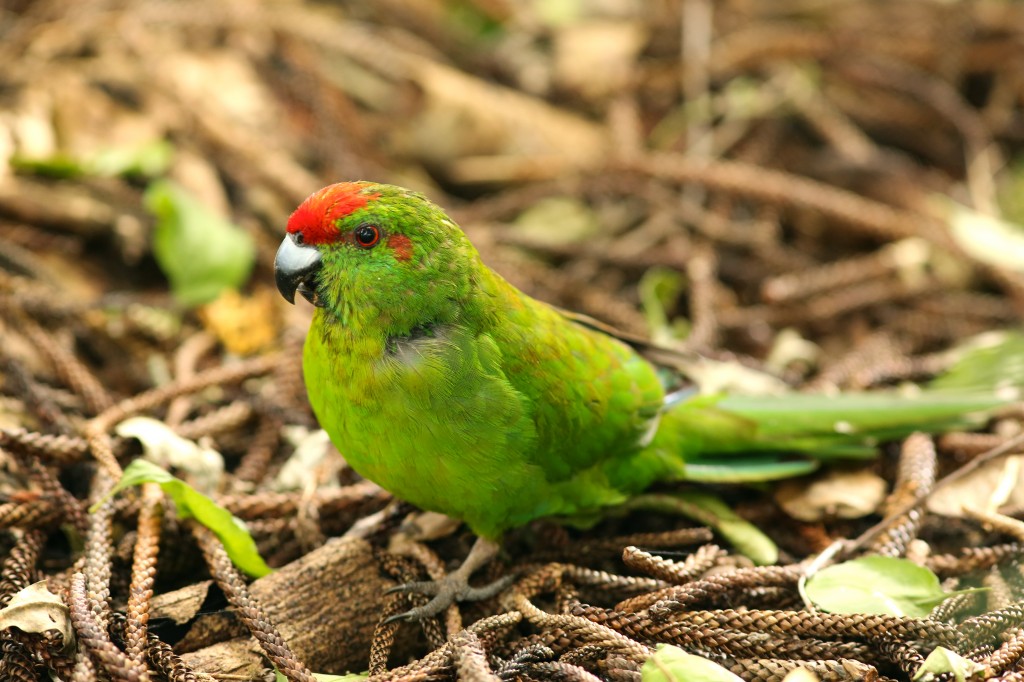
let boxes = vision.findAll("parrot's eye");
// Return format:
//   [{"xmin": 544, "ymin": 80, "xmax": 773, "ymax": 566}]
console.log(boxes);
[
  {"xmin": 354, "ymin": 224, "xmax": 381, "ymax": 249},
  {"xmin": 293, "ymin": 232, "xmax": 304, "ymax": 245}
]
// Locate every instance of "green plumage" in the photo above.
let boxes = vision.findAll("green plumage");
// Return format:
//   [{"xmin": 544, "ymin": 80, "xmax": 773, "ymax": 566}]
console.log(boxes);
[{"xmin": 281, "ymin": 182, "xmax": 1009, "ymax": 542}]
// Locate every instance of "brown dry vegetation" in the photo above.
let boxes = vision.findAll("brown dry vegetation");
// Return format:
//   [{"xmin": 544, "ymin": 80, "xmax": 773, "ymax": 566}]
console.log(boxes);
[{"xmin": 2, "ymin": 1, "xmax": 1024, "ymax": 680}]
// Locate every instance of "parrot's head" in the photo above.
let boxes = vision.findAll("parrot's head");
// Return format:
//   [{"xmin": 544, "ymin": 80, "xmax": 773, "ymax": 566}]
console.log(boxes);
[{"xmin": 275, "ymin": 181, "xmax": 480, "ymax": 334}]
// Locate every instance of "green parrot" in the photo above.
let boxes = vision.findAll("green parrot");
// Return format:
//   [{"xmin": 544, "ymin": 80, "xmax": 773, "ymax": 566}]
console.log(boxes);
[{"xmin": 274, "ymin": 181, "xmax": 1010, "ymax": 619}]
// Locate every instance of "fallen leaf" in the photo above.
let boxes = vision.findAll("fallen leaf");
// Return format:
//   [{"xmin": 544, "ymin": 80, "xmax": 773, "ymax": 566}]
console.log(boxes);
[
  {"xmin": 274, "ymin": 427, "xmax": 335, "ymax": 492},
  {"xmin": 641, "ymin": 644, "xmax": 744, "ymax": 682},
  {"xmin": 764, "ymin": 328, "xmax": 821, "ymax": 375},
  {"xmin": 0, "ymin": 582, "xmax": 74, "ymax": 653},
  {"xmin": 12, "ymin": 139, "xmax": 173, "ymax": 179},
  {"xmin": 913, "ymin": 646, "xmax": 985, "ymax": 682},
  {"xmin": 632, "ymin": 492, "xmax": 778, "ymax": 566},
  {"xmin": 144, "ymin": 179, "xmax": 255, "ymax": 307},
  {"xmin": 514, "ymin": 196, "xmax": 600, "ymax": 247},
  {"xmin": 805, "ymin": 556, "xmax": 971, "ymax": 617},
  {"xmin": 198, "ymin": 288, "xmax": 281, "ymax": 356},
  {"xmin": 938, "ymin": 195, "xmax": 1024, "ymax": 273},
  {"xmin": 681, "ymin": 357, "xmax": 790, "ymax": 396},
  {"xmin": 276, "ymin": 670, "xmax": 367, "ymax": 682},
  {"xmin": 927, "ymin": 454, "xmax": 1024, "ymax": 517},
  {"xmin": 116, "ymin": 416, "xmax": 225, "ymax": 494},
  {"xmin": 105, "ymin": 459, "xmax": 272, "ymax": 578},
  {"xmin": 775, "ymin": 467, "xmax": 887, "ymax": 522}
]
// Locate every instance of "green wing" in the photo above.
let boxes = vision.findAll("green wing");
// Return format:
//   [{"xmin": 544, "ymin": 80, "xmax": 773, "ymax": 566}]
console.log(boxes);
[{"xmin": 487, "ymin": 290, "xmax": 672, "ymax": 521}]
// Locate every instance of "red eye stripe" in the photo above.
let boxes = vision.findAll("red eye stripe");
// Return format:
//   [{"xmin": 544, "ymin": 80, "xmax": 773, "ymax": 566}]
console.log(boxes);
[
  {"xmin": 286, "ymin": 183, "xmax": 381, "ymax": 245},
  {"xmin": 387, "ymin": 234, "xmax": 413, "ymax": 261}
]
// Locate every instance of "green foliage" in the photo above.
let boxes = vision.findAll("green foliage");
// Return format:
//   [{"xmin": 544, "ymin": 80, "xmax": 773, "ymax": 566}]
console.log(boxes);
[
  {"xmin": 997, "ymin": 156, "xmax": 1024, "ymax": 229},
  {"xmin": 144, "ymin": 179, "xmax": 255, "ymax": 306},
  {"xmin": 641, "ymin": 644, "xmax": 743, "ymax": 682},
  {"xmin": 805, "ymin": 556, "xmax": 971, "ymax": 617},
  {"xmin": 11, "ymin": 140, "xmax": 173, "ymax": 179},
  {"xmin": 11, "ymin": 154, "xmax": 89, "ymax": 179},
  {"xmin": 445, "ymin": 0, "xmax": 504, "ymax": 39},
  {"xmin": 927, "ymin": 331, "xmax": 1024, "ymax": 396},
  {"xmin": 639, "ymin": 267, "xmax": 688, "ymax": 345},
  {"xmin": 105, "ymin": 459, "xmax": 272, "ymax": 578},
  {"xmin": 533, "ymin": 0, "xmax": 584, "ymax": 27},
  {"xmin": 90, "ymin": 140, "xmax": 175, "ymax": 178},
  {"xmin": 676, "ymin": 492, "xmax": 778, "ymax": 566},
  {"xmin": 14, "ymin": 142, "xmax": 256, "ymax": 308},
  {"xmin": 627, "ymin": 493, "xmax": 778, "ymax": 566}
]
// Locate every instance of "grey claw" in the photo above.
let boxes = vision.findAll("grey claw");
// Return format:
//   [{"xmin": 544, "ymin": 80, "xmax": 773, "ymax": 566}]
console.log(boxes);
[
  {"xmin": 384, "ymin": 580, "xmax": 439, "ymax": 596},
  {"xmin": 382, "ymin": 610, "xmax": 417, "ymax": 625},
  {"xmin": 460, "ymin": 574, "xmax": 516, "ymax": 601}
]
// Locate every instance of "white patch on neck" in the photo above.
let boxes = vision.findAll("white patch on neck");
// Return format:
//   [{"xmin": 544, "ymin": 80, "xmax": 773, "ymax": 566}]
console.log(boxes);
[{"xmin": 636, "ymin": 413, "xmax": 662, "ymax": 448}]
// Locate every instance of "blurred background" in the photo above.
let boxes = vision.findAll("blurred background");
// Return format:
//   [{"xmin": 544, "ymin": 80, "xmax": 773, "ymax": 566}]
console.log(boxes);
[
  {"xmin": 2, "ymin": 0, "xmax": 1023, "ymax": 377},
  {"xmin": 3, "ymin": 2, "xmax": 1024, "ymax": 677}
]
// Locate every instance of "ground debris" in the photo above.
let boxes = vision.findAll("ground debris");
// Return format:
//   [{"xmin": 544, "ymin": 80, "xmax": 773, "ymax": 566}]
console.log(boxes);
[{"xmin": 2, "ymin": 1, "xmax": 1024, "ymax": 680}]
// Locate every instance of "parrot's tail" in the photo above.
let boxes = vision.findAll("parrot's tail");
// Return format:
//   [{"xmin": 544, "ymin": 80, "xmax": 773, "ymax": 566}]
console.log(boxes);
[
  {"xmin": 663, "ymin": 390, "xmax": 1006, "ymax": 483},
  {"xmin": 656, "ymin": 330, "xmax": 1024, "ymax": 483}
]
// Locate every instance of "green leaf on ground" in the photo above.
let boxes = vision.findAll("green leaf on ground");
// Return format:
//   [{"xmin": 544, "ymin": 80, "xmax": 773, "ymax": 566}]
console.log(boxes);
[
  {"xmin": 639, "ymin": 267, "xmax": 688, "ymax": 345},
  {"xmin": 276, "ymin": 670, "xmax": 368, "ymax": 682},
  {"xmin": 626, "ymin": 492, "xmax": 778, "ymax": 566},
  {"xmin": 12, "ymin": 140, "xmax": 173, "ymax": 179},
  {"xmin": 927, "ymin": 330, "xmax": 1024, "ymax": 399},
  {"xmin": 89, "ymin": 139, "xmax": 175, "ymax": 177},
  {"xmin": 105, "ymin": 459, "xmax": 272, "ymax": 578},
  {"xmin": 10, "ymin": 154, "xmax": 90, "ymax": 179},
  {"xmin": 641, "ymin": 644, "xmax": 743, "ymax": 682},
  {"xmin": 913, "ymin": 647, "xmax": 985, "ymax": 682},
  {"xmin": 805, "ymin": 556, "xmax": 969, "ymax": 617},
  {"xmin": 144, "ymin": 179, "xmax": 255, "ymax": 306}
]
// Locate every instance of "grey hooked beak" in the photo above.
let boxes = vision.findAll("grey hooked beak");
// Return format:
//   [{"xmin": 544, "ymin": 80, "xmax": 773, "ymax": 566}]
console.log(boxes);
[{"xmin": 274, "ymin": 235, "xmax": 323, "ymax": 306}]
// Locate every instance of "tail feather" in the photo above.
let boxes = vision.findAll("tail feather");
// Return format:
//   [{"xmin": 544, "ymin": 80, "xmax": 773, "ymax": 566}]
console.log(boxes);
[
  {"xmin": 670, "ymin": 392, "xmax": 1004, "ymax": 483},
  {"xmin": 665, "ymin": 330, "xmax": 1024, "ymax": 482}
]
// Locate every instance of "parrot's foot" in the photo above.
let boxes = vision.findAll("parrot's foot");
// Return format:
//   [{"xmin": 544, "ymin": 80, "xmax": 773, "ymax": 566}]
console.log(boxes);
[
  {"xmin": 384, "ymin": 537, "xmax": 510, "ymax": 623},
  {"xmin": 383, "ymin": 575, "xmax": 514, "ymax": 623}
]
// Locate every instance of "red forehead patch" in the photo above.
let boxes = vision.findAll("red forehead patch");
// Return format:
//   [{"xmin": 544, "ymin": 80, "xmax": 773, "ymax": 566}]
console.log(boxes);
[{"xmin": 286, "ymin": 183, "xmax": 381, "ymax": 245}]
